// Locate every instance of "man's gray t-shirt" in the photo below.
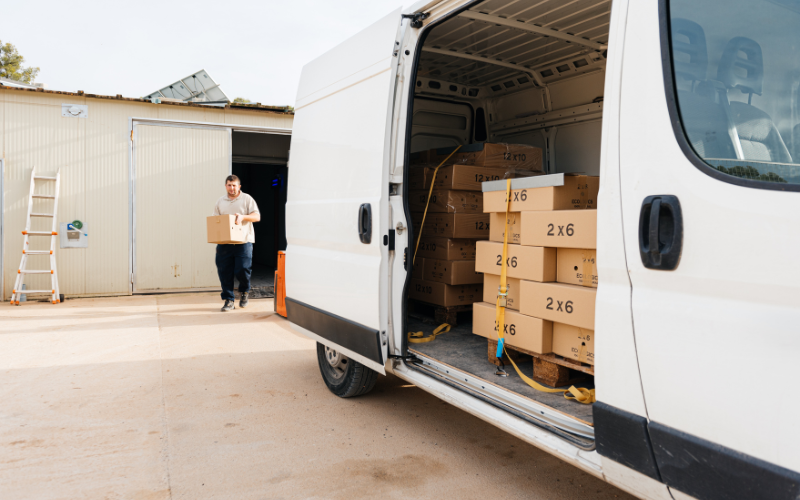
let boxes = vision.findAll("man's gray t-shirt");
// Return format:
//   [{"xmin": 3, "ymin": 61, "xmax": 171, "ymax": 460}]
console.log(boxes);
[{"xmin": 213, "ymin": 192, "xmax": 260, "ymax": 243}]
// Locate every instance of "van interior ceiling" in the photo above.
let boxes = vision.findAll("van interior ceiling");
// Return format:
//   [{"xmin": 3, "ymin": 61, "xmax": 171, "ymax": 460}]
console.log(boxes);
[
  {"xmin": 405, "ymin": 0, "xmax": 610, "ymax": 438},
  {"xmin": 231, "ymin": 131, "xmax": 290, "ymax": 294}
]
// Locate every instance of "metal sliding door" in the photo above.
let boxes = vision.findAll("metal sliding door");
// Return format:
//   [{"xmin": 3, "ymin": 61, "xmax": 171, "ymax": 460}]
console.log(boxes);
[{"xmin": 133, "ymin": 123, "xmax": 230, "ymax": 292}]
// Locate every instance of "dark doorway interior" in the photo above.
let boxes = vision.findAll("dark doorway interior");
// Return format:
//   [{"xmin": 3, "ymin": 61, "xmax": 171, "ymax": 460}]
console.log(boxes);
[{"xmin": 230, "ymin": 131, "xmax": 290, "ymax": 297}]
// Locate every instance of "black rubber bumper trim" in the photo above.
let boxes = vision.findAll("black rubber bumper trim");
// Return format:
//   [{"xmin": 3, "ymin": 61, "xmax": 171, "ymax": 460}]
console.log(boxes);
[
  {"xmin": 594, "ymin": 401, "xmax": 661, "ymax": 481},
  {"xmin": 595, "ymin": 401, "xmax": 800, "ymax": 499},
  {"xmin": 650, "ymin": 421, "xmax": 800, "ymax": 500},
  {"xmin": 285, "ymin": 297, "xmax": 383, "ymax": 365}
]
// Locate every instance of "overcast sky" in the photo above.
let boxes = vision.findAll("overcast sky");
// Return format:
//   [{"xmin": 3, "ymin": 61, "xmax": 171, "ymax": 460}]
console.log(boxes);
[{"xmin": 3, "ymin": 0, "xmax": 409, "ymax": 106}]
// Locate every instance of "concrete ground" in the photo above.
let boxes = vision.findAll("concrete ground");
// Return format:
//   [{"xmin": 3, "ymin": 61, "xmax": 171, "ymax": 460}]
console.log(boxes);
[{"xmin": 0, "ymin": 294, "xmax": 634, "ymax": 500}]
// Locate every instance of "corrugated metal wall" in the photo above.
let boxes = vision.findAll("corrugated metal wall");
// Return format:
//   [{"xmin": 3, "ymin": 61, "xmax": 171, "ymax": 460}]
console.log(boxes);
[{"xmin": 1, "ymin": 89, "xmax": 293, "ymax": 299}]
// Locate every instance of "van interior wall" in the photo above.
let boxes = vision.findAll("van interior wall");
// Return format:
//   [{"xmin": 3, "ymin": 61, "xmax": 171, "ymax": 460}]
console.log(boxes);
[
  {"xmin": 232, "ymin": 163, "xmax": 288, "ymax": 270},
  {"xmin": 410, "ymin": 70, "xmax": 605, "ymax": 176}
]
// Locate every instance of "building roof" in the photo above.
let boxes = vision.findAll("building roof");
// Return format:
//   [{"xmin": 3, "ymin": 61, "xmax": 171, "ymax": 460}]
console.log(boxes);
[
  {"xmin": 0, "ymin": 77, "xmax": 40, "ymax": 89},
  {"xmin": 0, "ymin": 85, "xmax": 294, "ymax": 115}
]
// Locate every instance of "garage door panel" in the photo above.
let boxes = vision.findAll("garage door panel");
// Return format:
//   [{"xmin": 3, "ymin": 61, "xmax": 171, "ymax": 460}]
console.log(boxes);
[{"xmin": 134, "ymin": 125, "xmax": 229, "ymax": 292}]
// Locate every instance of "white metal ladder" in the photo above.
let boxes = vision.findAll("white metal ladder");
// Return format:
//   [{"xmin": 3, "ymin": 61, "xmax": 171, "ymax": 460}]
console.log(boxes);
[{"xmin": 10, "ymin": 167, "xmax": 62, "ymax": 305}]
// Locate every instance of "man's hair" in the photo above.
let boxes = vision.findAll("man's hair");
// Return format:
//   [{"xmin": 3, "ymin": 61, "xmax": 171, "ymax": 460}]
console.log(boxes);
[{"xmin": 225, "ymin": 175, "xmax": 241, "ymax": 184}]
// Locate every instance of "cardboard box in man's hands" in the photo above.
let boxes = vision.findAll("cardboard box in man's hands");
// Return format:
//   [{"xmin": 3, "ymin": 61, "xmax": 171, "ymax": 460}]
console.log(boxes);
[{"xmin": 207, "ymin": 215, "xmax": 247, "ymax": 244}]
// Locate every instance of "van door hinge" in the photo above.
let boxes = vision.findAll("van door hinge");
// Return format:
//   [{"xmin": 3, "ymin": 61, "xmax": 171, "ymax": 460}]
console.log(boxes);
[{"xmin": 402, "ymin": 12, "xmax": 429, "ymax": 28}]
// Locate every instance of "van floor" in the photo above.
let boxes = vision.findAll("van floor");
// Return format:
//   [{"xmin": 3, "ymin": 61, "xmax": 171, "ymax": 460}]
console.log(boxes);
[{"xmin": 407, "ymin": 312, "xmax": 594, "ymax": 425}]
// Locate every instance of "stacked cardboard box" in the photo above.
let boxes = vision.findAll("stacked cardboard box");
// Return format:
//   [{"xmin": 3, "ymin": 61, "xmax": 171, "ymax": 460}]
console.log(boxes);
[
  {"xmin": 472, "ymin": 174, "xmax": 600, "ymax": 371},
  {"xmin": 407, "ymin": 143, "xmax": 543, "ymax": 308}
]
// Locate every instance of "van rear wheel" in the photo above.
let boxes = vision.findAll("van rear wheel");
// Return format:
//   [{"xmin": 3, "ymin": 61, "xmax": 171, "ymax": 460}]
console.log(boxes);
[{"xmin": 316, "ymin": 343, "xmax": 378, "ymax": 398}]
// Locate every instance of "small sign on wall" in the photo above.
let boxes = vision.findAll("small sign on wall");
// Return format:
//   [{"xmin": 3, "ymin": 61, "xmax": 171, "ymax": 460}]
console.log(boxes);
[
  {"xmin": 61, "ymin": 104, "xmax": 88, "ymax": 118},
  {"xmin": 60, "ymin": 221, "xmax": 88, "ymax": 248}
]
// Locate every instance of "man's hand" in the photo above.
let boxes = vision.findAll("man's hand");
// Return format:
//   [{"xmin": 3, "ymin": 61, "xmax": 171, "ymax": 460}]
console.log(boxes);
[{"xmin": 234, "ymin": 212, "xmax": 261, "ymax": 225}]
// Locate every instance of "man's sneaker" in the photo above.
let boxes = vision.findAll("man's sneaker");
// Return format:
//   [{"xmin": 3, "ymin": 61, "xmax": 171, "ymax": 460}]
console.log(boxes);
[
  {"xmin": 239, "ymin": 292, "xmax": 249, "ymax": 309},
  {"xmin": 221, "ymin": 300, "xmax": 235, "ymax": 312}
]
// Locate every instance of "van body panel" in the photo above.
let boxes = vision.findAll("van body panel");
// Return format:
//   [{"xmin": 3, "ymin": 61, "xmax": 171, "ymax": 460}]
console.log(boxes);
[
  {"xmin": 286, "ymin": 9, "xmax": 404, "ymax": 373},
  {"xmin": 620, "ymin": 0, "xmax": 800, "ymax": 472},
  {"xmin": 593, "ymin": 0, "xmax": 651, "ymax": 420},
  {"xmin": 295, "ymin": 8, "xmax": 403, "ymax": 107}
]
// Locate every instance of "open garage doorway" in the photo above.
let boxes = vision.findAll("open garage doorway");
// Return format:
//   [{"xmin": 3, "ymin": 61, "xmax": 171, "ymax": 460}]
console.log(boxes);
[{"xmin": 231, "ymin": 131, "xmax": 290, "ymax": 298}]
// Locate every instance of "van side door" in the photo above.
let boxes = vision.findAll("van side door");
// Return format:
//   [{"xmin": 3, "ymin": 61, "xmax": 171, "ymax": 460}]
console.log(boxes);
[
  {"xmin": 619, "ymin": 0, "xmax": 800, "ymax": 498},
  {"xmin": 284, "ymin": 10, "xmax": 404, "ymax": 374}
]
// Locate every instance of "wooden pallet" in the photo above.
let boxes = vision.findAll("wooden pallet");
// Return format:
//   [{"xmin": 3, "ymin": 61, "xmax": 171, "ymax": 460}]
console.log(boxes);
[
  {"xmin": 487, "ymin": 339, "xmax": 594, "ymax": 388},
  {"xmin": 408, "ymin": 300, "xmax": 473, "ymax": 326}
]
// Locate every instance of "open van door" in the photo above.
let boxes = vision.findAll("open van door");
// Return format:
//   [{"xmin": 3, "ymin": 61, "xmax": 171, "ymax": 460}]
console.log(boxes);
[
  {"xmin": 618, "ymin": 0, "xmax": 800, "ymax": 497},
  {"xmin": 284, "ymin": 9, "xmax": 405, "ymax": 375}
]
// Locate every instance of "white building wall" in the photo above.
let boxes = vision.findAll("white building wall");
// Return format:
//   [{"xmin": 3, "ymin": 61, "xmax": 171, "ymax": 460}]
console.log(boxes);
[{"xmin": 1, "ymin": 88, "xmax": 293, "ymax": 299}]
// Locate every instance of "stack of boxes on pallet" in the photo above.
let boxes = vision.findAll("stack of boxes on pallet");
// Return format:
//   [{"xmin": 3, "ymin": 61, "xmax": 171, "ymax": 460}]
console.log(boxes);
[
  {"xmin": 406, "ymin": 143, "xmax": 543, "ymax": 313},
  {"xmin": 472, "ymin": 174, "xmax": 600, "ymax": 382}
]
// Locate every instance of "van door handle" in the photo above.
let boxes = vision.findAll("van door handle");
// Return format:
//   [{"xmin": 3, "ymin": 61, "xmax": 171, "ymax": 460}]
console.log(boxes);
[
  {"xmin": 358, "ymin": 203, "xmax": 372, "ymax": 244},
  {"xmin": 638, "ymin": 195, "xmax": 682, "ymax": 270}
]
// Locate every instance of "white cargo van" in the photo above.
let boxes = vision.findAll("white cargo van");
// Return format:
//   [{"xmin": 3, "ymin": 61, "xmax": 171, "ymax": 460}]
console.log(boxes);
[{"xmin": 283, "ymin": 0, "xmax": 800, "ymax": 498}]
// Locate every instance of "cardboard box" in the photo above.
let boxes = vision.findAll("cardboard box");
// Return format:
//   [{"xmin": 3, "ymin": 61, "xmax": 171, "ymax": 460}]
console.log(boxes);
[
  {"xmin": 424, "ymin": 259, "xmax": 482, "ymax": 285},
  {"xmin": 475, "ymin": 240, "xmax": 556, "ymax": 282},
  {"xmin": 407, "ymin": 279, "xmax": 482, "ymax": 307},
  {"xmin": 409, "ymin": 189, "xmax": 483, "ymax": 213},
  {"xmin": 557, "ymin": 248, "xmax": 598, "ymax": 288},
  {"xmin": 413, "ymin": 213, "xmax": 490, "ymax": 239},
  {"xmin": 415, "ymin": 238, "xmax": 477, "ymax": 261},
  {"xmin": 409, "ymin": 149, "xmax": 436, "ymax": 165},
  {"xmin": 472, "ymin": 301, "xmax": 553, "ymax": 354},
  {"xmin": 553, "ymin": 323, "xmax": 595, "ymax": 365},
  {"xmin": 483, "ymin": 175, "xmax": 599, "ymax": 212},
  {"xmin": 519, "ymin": 281, "xmax": 596, "ymax": 330},
  {"xmin": 520, "ymin": 210, "xmax": 597, "ymax": 249},
  {"xmin": 412, "ymin": 257, "xmax": 425, "ymax": 280},
  {"xmin": 437, "ymin": 143, "xmax": 543, "ymax": 171},
  {"xmin": 408, "ymin": 167, "xmax": 428, "ymax": 190},
  {"xmin": 483, "ymin": 274, "xmax": 522, "ymax": 310},
  {"xmin": 207, "ymin": 215, "xmax": 246, "ymax": 244},
  {"xmin": 489, "ymin": 212, "xmax": 521, "ymax": 244},
  {"xmin": 424, "ymin": 164, "xmax": 513, "ymax": 191}
]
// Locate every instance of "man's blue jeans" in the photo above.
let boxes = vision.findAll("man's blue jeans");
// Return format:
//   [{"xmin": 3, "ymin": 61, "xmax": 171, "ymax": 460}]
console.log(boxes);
[{"xmin": 215, "ymin": 243, "xmax": 253, "ymax": 301}]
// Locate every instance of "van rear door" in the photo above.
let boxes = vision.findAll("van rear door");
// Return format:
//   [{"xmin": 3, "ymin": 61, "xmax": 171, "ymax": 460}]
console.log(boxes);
[{"xmin": 284, "ymin": 9, "xmax": 404, "ymax": 374}]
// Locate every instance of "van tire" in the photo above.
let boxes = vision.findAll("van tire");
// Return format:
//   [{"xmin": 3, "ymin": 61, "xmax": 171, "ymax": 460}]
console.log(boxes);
[{"xmin": 316, "ymin": 343, "xmax": 378, "ymax": 398}]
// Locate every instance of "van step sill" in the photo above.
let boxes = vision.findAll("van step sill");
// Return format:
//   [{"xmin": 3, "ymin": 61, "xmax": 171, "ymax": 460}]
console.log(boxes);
[{"xmin": 408, "ymin": 350, "xmax": 594, "ymax": 441}]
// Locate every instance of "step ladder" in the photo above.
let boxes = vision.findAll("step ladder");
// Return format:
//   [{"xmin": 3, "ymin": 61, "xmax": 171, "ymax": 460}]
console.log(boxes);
[{"xmin": 10, "ymin": 167, "xmax": 62, "ymax": 305}]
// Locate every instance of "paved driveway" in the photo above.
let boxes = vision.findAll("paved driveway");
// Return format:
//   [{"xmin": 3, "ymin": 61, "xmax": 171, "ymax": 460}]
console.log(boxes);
[{"xmin": 0, "ymin": 294, "xmax": 633, "ymax": 499}]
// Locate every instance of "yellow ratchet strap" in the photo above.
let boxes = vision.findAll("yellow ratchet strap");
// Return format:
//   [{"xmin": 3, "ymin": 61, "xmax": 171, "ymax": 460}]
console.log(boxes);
[
  {"xmin": 494, "ymin": 179, "xmax": 595, "ymax": 405},
  {"xmin": 412, "ymin": 145, "xmax": 462, "ymax": 265},
  {"xmin": 408, "ymin": 323, "xmax": 451, "ymax": 343}
]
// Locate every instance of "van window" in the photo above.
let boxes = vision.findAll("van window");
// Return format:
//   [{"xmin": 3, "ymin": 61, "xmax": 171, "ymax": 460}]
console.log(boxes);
[{"xmin": 668, "ymin": 0, "xmax": 800, "ymax": 186}]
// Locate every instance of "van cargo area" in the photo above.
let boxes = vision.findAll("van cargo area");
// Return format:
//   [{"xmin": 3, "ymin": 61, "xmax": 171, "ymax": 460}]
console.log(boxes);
[{"xmin": 404, "ymin": 0, "xmax": 608, "ymax": 435}]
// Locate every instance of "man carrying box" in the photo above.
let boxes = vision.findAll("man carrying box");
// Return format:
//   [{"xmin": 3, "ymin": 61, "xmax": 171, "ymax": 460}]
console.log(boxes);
[{"xmin": 213, "ymin": 175, "xmax": 260, "ymax": 311}]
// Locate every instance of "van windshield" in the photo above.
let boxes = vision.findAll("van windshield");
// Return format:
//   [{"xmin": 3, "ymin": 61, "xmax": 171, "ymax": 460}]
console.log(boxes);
[{"xmin": 670, "ymin": 0, "xmax": 800, "ymax": 185}]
